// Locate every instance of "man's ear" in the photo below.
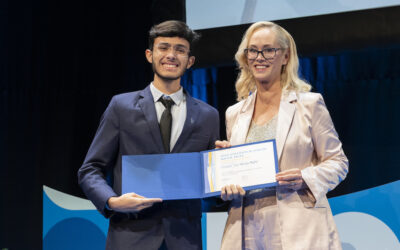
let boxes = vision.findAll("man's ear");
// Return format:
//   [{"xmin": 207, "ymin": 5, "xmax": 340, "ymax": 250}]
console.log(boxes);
[
  {"xmin": 186, "ymin": 56, "xmax": 195, "ymax": 69},
  {"xmin": 145, "ymin": 49, "xmax": 153, "ymax": 63}
]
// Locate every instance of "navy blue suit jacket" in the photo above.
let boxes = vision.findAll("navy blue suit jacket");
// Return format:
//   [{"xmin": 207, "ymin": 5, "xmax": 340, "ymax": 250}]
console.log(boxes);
[{"xmin": 78, "ymin": 85, "xmax": 220, "ymax": 249}]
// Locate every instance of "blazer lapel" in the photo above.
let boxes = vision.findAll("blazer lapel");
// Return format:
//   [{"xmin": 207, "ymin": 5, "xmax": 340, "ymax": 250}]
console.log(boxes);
[
  {"xmin": 138, "ymin": 86, "xmax": 164, "ymax": 153},
  {"xmin": 171, "ymin": 91, "xmax": 199, "ymax": 153},
  {"xmin": 230, "ymin": 92, "xmax": 256, "ymax": 145},
  {"xmin": 276, "ymin": 91, "xmax": 297, "ymax": 160}
]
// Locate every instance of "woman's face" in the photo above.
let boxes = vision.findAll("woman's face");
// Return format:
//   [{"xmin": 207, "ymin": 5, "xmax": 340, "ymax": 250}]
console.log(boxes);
[{"xmin": 246, "ymin": 28, "xmax": 288, "ymax": 86}]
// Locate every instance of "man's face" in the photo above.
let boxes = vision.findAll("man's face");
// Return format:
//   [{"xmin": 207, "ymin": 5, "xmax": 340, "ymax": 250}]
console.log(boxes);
[{"xmin": 145, "ymin": 36, "xmax": 195, "ymax": 81}]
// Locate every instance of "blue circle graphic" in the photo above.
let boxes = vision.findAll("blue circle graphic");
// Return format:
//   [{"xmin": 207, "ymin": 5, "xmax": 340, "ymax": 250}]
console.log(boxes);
[{"xmin": 43, "ymin": 217, "xmax": 106, "ymax": 250}]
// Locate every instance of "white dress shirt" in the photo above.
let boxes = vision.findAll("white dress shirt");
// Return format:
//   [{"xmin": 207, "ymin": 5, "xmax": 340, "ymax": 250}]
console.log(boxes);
[{"xmin": 150, "ymin": 83, "xmax": 187, "ymax": 152}]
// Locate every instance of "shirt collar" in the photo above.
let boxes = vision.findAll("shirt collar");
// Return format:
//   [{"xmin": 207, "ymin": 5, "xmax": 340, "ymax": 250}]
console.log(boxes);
[{"xmin": 150, "ymin": 82, "xmax": 185, "ymax": 106}]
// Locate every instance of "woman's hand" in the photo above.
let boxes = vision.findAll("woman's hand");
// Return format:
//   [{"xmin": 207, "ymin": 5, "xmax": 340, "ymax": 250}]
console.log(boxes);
[
  {"xmin": 215, "ymin": 140, "xmax": 231, "ymax": 149},
  {"xmin": 220, "ymin": 184, "xmax": 246, "ymax": 201},
  {"xmin": 276, "ymin": 168, "xmax": 306, "ymax": 191}
]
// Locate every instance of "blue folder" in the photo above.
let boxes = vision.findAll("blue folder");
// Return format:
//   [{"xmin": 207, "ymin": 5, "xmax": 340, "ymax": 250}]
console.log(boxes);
[{"xmin": 122, "ymin": 140, "xmax": 278, "ymax": 200}]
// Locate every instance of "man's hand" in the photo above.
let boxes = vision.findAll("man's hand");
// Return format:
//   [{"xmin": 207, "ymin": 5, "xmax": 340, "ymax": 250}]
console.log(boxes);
[
  {"xmin": 220, "ymin": 184, "xmax": 245, "ymax": 201},
  {"xmin": 107, "ymin": 193, "xmax": 162, "ymax": 213},
  {"xmin": 276, "ymin": 168, "xmax": 306, "ymax": 191},
  {"xmin": 215, "ymin": 140, "xmax": 231, "ymax": 149}
]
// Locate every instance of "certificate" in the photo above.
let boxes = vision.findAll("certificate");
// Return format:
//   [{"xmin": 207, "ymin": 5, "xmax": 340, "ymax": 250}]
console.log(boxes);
[
  {"xmin": 122, "ymin": 140, "xmax": 278, "ymax": 200},
  {"xmin": 203, "ymin": 140, "xmax": 278, "ymax": 194}
]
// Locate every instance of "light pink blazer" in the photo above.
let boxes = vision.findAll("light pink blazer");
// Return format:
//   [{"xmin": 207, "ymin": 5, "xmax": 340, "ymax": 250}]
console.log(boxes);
[{"xmin": 220, "ymin": 91, "xmax": 348, "ymax": 250}]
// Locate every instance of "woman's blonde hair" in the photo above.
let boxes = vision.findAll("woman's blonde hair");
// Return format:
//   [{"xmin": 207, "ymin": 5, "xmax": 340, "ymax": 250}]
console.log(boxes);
[{"xmin": 235, "ymin": 21, "xmax": 311, "ymax": 101}]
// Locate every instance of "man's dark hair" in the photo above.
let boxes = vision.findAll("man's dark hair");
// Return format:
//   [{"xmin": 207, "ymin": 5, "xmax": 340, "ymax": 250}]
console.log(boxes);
[{"xmin": 148, "ymin": 20, "xmax": 200, "ymax": 51}]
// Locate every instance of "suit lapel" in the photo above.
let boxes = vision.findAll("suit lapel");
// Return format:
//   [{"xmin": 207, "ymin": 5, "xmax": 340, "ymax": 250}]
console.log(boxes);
[
  {"xmin": 172, "ymin": 91, "xmax": 199, "ymax": 153},
  {"xmin": 138, "ymin": 86, "xmax": 164, "ymax": 153},
  {"xmin": 230, "ymin": 93, "xmax": 256, "ymax": 145},
  {"xmin": 276, "ymin": 91, "xmax": 297, "ymax": 160}
]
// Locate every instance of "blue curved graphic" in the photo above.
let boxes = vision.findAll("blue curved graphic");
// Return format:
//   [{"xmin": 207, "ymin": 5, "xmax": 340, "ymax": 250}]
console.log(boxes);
[
  {"xmin": 43, "ymin": 181, "xmax": 400, "ymax": 250},
  {"xmin": 334, "ymin": 212, "xmax": 399, "ymax": 250},
  {"xmin": 43, "ymin": 218, "xmax": 106, "ymax": 250},
  {"xmin": 43, "ymin": 186, "xmax": 109, "ymax": 249},
  {"xmin": 330, "ymin": 180, "xmax": 400, "ymax": 242}
]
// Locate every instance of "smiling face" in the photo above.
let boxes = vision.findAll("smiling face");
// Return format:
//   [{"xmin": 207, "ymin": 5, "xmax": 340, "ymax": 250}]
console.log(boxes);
[
  {"xmin": 247, "ymin": 28, "xmax": 288, "ymax": 86},
  {"xmin": 146, "ymin": 36, "xmax": 195, "ymax": 84}
]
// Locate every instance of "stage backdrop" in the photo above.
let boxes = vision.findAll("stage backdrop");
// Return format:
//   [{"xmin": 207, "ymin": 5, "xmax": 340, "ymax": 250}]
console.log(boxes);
[
  {"xmin": 42, "ymin": 181, "xmax": 400, "ymax": 250},
  {"xmin": 43, "ymin": 45, "xmax": 400, "ymax": 249},
  {"xmin": 2, "ymin": 1, "xmax": 400, "ymax": 249}
]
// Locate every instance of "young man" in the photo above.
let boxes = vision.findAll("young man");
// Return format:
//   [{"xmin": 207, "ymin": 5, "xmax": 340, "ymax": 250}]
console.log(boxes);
[{"xmin": 78, "ymin": 20, "xmax": 220, "ymax": 250}]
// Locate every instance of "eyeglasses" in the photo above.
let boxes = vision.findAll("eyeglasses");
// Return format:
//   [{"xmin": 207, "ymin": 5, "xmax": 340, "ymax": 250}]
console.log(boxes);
[
  {"xmin": 244, "ymin": 48, "xmax": 283, "ymax": 60},
  {"xmin": 155, "ymin": 43, "xmax": 190, "ymax": 56}
]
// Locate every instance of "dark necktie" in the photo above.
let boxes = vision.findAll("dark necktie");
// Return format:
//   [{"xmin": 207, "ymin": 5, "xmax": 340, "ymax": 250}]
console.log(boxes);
[{"xmin": 159, "ymin": 96, "xmax": 175, "ymax": 153}]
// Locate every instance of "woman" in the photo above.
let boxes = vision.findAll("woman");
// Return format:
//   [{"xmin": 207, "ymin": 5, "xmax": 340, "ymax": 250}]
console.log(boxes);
[{"xmin": 216, "ymin": 21, "xmax": 348, "ymax": 250}]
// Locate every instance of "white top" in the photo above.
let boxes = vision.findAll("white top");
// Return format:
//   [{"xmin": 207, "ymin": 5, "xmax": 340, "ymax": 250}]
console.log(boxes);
[{"xmin": 150, "ymin": 83, "xmax": 187, "ymax": 151}]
